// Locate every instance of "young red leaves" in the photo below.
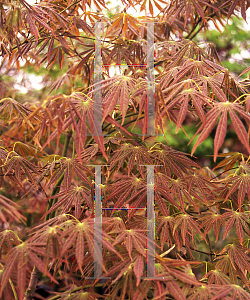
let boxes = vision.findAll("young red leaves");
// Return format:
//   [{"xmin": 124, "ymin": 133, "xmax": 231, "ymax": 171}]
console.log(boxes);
[
  {"xmin": 0, "ymin": 241, "xmax": 58, "ymax": 300},
  {"xmin": 191, "ymin": 102, "xmax": 250, "ymax": 161},
  {"xmin": 60, "ymin": 218, "xmax": 123, "ymax": 274}
]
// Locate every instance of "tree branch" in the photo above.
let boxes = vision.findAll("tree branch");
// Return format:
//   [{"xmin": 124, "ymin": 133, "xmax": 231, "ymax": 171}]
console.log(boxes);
[
  {"xmin": 23, "ymin": 267, "xmax": 40, "ymax": 300},
  {"xmin": 24, "ymin": 131, "xmax": 72, "ymax": 300}
]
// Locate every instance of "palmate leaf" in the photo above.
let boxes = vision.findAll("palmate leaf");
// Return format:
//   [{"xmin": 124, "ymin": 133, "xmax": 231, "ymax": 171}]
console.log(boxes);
[
  {"xmin": 189, "ymin": 283, "xmax": 250, "ymax": 299},
  {"xmin": 108, "ymin": 144, "xmax": 153, "ymax": 177},
  {"xmin": 160, "ymin": 0, "xmax": 216, "ymax": 28},
  {"xmin": 219, "ymin": 0, "xmax": 250, "ymax": 21},
  {"xmin": 103, "ymin": 257, "xmax": 139, "ymax": 300},
  {"xmin": 105, "ymin": 38, "xmax": 136, "ymax": 70},
  {"xmin": 0, "ymin": 230, "xmax": 22, "ymax": 255},
  {"xmin": 191, "ymin": 101, "xmax": 250, "ymax": 161},
  {"xmin": 173, "ymin": 213, "xmax": 206, "ymax": 246},
  {"xmin": 222, "ymin": 174, "xmax": 250, "ymax": 211},
  {"xmin": 199, "ymin": 211, "xmax": 223, "ymax": 242},
  {"xmin": 150, "ymin": 143, "xmax": 199, "ymax": 177},
  {"xmin": 104, "ymin": 173, "xmax": 171, "ymax": 219},
  {"xmin": 202, "ymin": 268, "xmax": 231, "ymax": 285},
  {"xmin": 0, "ymin": 151, "xmax": 40, "ymax": 187},
  {"xmin": 148, "ymin": 258, "xmax": 201, "ymax": 300},
  {"xmin": 106, "ymin": 13, "xmax": 141, "ymax": 38},
  {"xmin": 103, "ymin": 252, "xmax": 192, "ymax": 300},
  {"xmin": 0, "ymin": 194, "xmax": 26, "ymax": 225},
  {"xmin": 155, "ymin": 214, "xmax": 202, "ymax": 256},
  {"xmin": 196, "ymin": 73, "xmax": 248, "ymax": 103},
  {"xmin": 215, "ymin": 243, "xmax": 250, "ymax": 284},
  {"xmin": 42, "ymin": 184, "xmax": 92, "ymax": 219},
  {"xmin": 188, "ymin": 285, "xmax": 219, "ymax": 300},
  {"xmin": 112, "ymin": 228, "xmax": 152, "ymax": 260},
  {"xmin": 209, "ymin": 284, "xmax": 250, "ymax": 300},
  {"xmin": 103, "ymin": 216, "xmax": 127, "ymax": 233},
  {"xmin": 86, "ymin": 75, "xmax": 136, "ymax": 124},
  {"xmin": 104, "ymin": 39, "xmax": 146, "ymax": 73},
  {"xmin": 28, "ymin": 213, "xmax": 70, "ymax": 235},
  {"xmin": 40, "ymin": 92, "xmax": 114, "ymax": 161},
  {"xmin": 186, "ymin": 170, "xmax": 217, "ymax": 204},
  {"xmin": 47, "ymin": 158, "xmax": 92, "ymax": 192},
  {"xmin": 156, "ymin": 216, "xmax": 176, "ymax": 251},
  {"xmin": 0, "ymin": 98, "xmax": 41, "ymax": 125},
  {"xmin": 0, "ymin": 241, "xmax": 58, "ymax": 300},
  {"xmin": 167, "ymin": 59, "xmax": 222, "ymax": 82},
  {"xmin": 212, "ymin": 152, "xmax": 248, "ymax": 172},
  {"xmin": 60, "ymin": 218, "xmax": 123, "ymax": 274},
  {"xmin": 104, "ymin": 174, "xmax": 145, "ymax": 205},
  {"xmin": 27, "ymin": 225, "xmax": 63, "ymax": 269},
  {"xmin": 102, "ymin": 76, "xmax": 136, "ymax": 125},
  {"xmin": 102, "ymin": 251, "xmax": 146, "ymax": 293},
  {"xmin": 158, "ymin": 172, "xmax": 208, "ymax": 211},
  {"xmin": 156, "ymin": 40, "xmax": 215, "ymax": 69},
  {"xmin": 154, "ymin": 278, "xmax": 197, "ymax": 300},
  {"xmin": 165, "ymin": 86, "xmax": 213, "ymax": 132}
]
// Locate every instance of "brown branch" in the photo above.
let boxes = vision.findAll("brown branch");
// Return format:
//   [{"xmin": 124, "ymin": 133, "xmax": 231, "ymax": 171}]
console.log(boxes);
[
  {"xmin": 23, "ymin": 266, "xmax": 40, "ymax": 300},
  {"xmin": 23, "ymin": 131, "xmax": 72, "ymax": 299}
]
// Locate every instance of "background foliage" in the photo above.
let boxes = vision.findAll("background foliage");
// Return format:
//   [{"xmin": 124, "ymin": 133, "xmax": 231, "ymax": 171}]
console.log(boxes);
[{"xmin": 1, "ymin": 0, "xmax": 250, "ymax": 299}]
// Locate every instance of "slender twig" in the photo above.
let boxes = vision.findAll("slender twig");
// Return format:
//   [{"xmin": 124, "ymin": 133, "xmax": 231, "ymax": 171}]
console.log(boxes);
[
  {"xmin": 46, "ymin": 130, "xmax": 72, "ymax": 219},
  {"xmin": 84, "ymin": 112, "xmax": 144, "ymax": 149},
  {"xmin": 59, "ymin": 0, "xmax": 82, "ymax": 14},
  {"xmin": 108, "ymin": 115, "xmax": 145, "ymax": 135},
  {"xmin": 188, "ymin": 246, "xmax": 225, "ymax": 257},
  {"xmin": 210, "ymin": 167, "xmax": 239, "ymax": 181},
  {"xmin": 207, "ymin": 235, "xmax": 214, "ymax": 262},
  {"xmin": 47, "ymin": 284, "xmax": 106, "ymax": 300},
  {"xmin": 24, "ymin": 131, "xmax": 72, "ymax": 300},
  {"xmin": 23, "ymin": 267, "xmax": 40, "ymax": 300},
  {"xmin": 185, "ymin": 7, "xmax": 208, "ymax": 39},
  {"xmin": 186, "ymin": 4, "xmax": 231, "ymax": 41}
]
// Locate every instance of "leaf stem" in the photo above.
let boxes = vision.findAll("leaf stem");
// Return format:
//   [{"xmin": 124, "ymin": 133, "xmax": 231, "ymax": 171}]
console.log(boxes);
[{"xmin": 9, "ymin": 279, "xmax": 19, "ymax": 300}]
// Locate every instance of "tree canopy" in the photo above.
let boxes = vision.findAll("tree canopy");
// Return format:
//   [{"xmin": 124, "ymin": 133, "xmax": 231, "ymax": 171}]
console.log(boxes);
[{"xmin": 1, "ymin": 0, "xmax": 250, "ymax": 299}]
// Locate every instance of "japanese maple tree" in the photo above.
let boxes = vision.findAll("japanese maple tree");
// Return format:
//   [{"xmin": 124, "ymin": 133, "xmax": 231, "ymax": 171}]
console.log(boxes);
[{"xmin": 1, "ymin": 0, "xmax": 250, "ymax": 299}]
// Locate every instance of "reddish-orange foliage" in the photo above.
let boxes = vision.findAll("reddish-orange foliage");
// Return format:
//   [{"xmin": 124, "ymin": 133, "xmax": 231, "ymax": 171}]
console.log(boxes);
[{"xmin": 0, "ymin": 1, "xmax": 250, "ymax": 299}]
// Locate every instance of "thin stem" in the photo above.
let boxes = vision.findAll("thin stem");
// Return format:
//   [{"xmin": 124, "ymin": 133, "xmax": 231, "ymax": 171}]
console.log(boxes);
[
  {"xmin": 84, "ymin": 113, "xmax": 144, "ymax": 150},
  {"xmin": 187, "ymin": 4, "xmax": 231, "ymax": 41},
  {"xmin": 9, "ymin": 279, "xmax": 19, "ymax": 300},
  {"xmin": 47, "ymin": 283, "xmax": 108, "ymax": 300},
  {"xmin": 24, "ymin": 131, "xmax": 72, "ymax": 299},
  {"xmin": 189, "ymin": 246, "xmax": 213, "ymax": 256},
  {"xmin": 207, "ymin": 234, "xmax": 213, "ymax": 263},
  {"xmin": 185, "ymin": 6, "xmax": 208, "ymax": 39},
  {"xmin": 59, "ymin": 0, "xmax": 82, "ymax": 14},
  {"xmin": 23, "ymin": 267, "xmax": 40, "ymax": 300},
  {"xmin": 108, "ymin": 115, "xmax": 145, "ymax": 135},
  {"xmin": 188, "ymin": 246, "xmax": 226, "ymax": 257},
  {"xmin": 102, "ymin": 112, "xmax": 140, "ymax": 132},
  {"xmin": 46, "ymin": 129, "xmax": 72, "ymax": 219},
  {"xmin": 62, "ymin": 130, "xmax": 73, "ymax": 158},
  {"xmin": 46, "ymin": 172, "xmax": 65, "ymax": 220}
]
